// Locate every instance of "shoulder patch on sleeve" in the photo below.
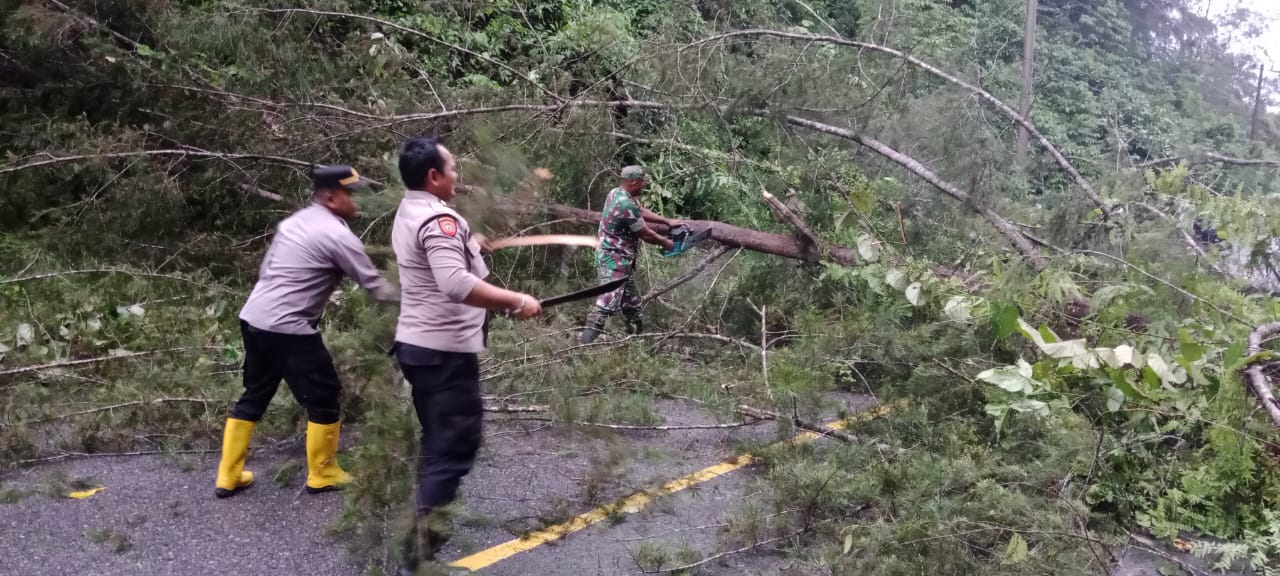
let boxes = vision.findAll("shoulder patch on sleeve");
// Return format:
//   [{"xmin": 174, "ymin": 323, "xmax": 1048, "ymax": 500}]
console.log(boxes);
[{"xmin": 439, "ymin": 216, "xmax": 458, "ymax": 237}]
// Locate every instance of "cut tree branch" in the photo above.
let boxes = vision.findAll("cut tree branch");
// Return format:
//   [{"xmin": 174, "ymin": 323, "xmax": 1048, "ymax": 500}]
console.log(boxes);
[
  {"xmin": 482, "ymin": 404, "xmax": 549, "ymax": 413},
  {"xmin": 1130, "ymin": 202, "xmax": 1229, "ymax": 278},
  {"xmin": 782, "ymin": 115, "xmax": 1048, "ymax": 270},
  {"xmin": 642, "ymin": 246, "xmax": 734, "ymax": 303},
  {"xmin": 2, "ymin": 101, "xmax": 1050, "ymax": 271},
  {"xmin": 238, "ymin": 183, "xmax": 285, "ymax": 202},
  {"xmin": 688, "ymin": 29, "xmax": 1111, "ymax": 218},
  {"xmin": 505, "ymin": 417, "xmax": 766, "ymax": 431},
  {"xmin": 763, "ymin": 189, "xmax": 822, "ymax": 260},
  {"xmin": 737, "ymin": 404, "xmax": 854, "ymax": 443},
  {"xmin": 1138, "ymin": 152, "xmax": 1280, "ymax": 169},
  {"xmin": 637, "ymin": 526, "xmax": 808, "ymax": 574},
  {"xmin": 479, "ymin": 331, "xmax": 761, "ymax": 382},
  {"xmin": 1074, "ymin": 249, "xmax": 1253, "ymax": 327},
  {"xmin": 0, "ymin": 348, "xmax": 214, "ymax": 378},
  {"xmin": 21, "ymin": 397, "xmax": 221, "ymax": 424},
  {"xmin": 1244, "ymin": 322, "xmax": 1280, "ymax": 429},
  {"xmin": 246, "ymin": 8, "xmax": 565, "ymax": 104},
  {"xmin": 0, "ymin": 149, "xmax": 313, "ymax": 176},
  {"xmin": 0, "ymin": 267, "xmax": 233, "ymax": 292},
  {"xmin": 522, "ymin": 202, "xmax": 863, "ymax": 267},
  {"xmin": 43, "ymin": 0, "xmax": 143, "ymax": 50}
]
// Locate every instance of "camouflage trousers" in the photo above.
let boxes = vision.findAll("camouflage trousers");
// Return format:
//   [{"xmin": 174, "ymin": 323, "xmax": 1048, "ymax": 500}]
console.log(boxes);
[{"xmin": 586, "ymin": 266, "xmax": 642, "ymax": 331}]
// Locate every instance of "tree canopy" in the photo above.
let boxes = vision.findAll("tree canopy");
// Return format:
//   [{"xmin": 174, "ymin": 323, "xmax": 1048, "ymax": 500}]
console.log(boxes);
[{"xmin": 4, "ymin": 0, "xmax": 1280, "ymax": 573}]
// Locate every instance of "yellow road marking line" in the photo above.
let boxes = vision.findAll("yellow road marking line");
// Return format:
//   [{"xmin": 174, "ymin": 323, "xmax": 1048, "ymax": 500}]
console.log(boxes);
[{"xmin": 449, "ymin": 399, "xmax": 905, "ymax": 571}]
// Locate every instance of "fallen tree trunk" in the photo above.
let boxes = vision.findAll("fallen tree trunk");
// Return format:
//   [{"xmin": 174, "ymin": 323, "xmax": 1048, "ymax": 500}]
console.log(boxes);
[
  {"xmin": 522, "ymin": 202, "xmax": 861, "ymax": 266},
  {"xmin": 1244, "ymin": 322, "xmax": 1280, "ymax": 429},
  {"xmin": 1138, "ymin": 152, "xmax": 1280, "ymax": 169}
]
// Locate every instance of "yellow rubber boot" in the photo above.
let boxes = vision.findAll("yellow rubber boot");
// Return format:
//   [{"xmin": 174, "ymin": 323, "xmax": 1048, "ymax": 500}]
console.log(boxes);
[
  {"xmin": 305, "ymin": 420, "xmax": 352, "ymax": 494},
  {"xmin": 214, "ymin": 418, "xmax": 256, "ymax": 498}
]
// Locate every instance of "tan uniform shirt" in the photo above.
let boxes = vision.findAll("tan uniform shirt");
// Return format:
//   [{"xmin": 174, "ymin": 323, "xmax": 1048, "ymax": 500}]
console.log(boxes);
[
  {"xmin": 391, "ymin": 190, "xmax": 490, "ymax": 353},
  {"xmin": 240, "ymin": 203, "xmax": 399, "ymax": 335}
]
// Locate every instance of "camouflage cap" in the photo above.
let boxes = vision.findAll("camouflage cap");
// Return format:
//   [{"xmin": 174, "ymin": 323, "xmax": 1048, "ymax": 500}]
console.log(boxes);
[{"xmin": 620, "ymin": 165, "xmax": 648, "ymax": 181}]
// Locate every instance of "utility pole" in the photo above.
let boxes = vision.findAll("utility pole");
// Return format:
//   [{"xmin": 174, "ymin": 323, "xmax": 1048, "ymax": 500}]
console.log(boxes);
[
  {"xmin": 1250, "ymin": 64, "xmax": 1265, "ymax": 141},
  {"xmin": 1016, "ymin": 0, "xmax": 1038, "ymax": 163}
]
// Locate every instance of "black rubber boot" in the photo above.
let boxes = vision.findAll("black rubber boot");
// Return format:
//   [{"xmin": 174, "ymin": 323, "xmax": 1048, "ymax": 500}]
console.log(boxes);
[
  {"xmin": 397, "ymin": 509, "xmax": 453, "ymax": 575},
  {"xmin": 623, "ymin": 310, "xmax": 643, "ymax": 335},
  {"xmin": 579, "ymin": 316, "xmax": 608, "ymax": 344}
]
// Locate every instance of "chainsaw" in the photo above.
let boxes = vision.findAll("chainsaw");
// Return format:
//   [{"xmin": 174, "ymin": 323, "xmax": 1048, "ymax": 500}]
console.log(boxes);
[{"xmin": 659, "ymin": 224, "xmax": 713, "ymax": 257}]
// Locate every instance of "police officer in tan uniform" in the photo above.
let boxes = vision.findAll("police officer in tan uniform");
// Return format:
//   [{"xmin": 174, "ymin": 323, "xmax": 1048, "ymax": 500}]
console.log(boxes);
[
  {"xmin": 215, "ymin": 165, "xmax": 399, "ymax": 499},
  {"xmin": 390, "ymin": 136, "xmax": 541, "ymax": 572}
]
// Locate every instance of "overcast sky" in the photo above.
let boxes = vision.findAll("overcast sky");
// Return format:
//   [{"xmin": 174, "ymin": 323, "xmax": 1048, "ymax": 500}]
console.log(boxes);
[{"xmin": 1203, "ymin": 0, "xmax": 1280, "ymax": 65}]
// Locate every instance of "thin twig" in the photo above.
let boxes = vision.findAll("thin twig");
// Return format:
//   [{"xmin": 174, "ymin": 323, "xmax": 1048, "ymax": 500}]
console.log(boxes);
[
  {"xmin": 639, "ymin": 527, "xmax": 807, "ymax": 574},
  {"xmin": 643, "ymin": 245, "xmax": 733, "ymax": 303},
  {"xmin": 502, "ymin": 417, "xmax": 765, "ymax": 431},
  {"xmin": 761, "ymin": 304, "xmax": 772, "ymax": 399},
  {"xmin": 790, "ymin": 0, "xmax": 842, "ymax": 36},
  {"xmin": 1130, "ymin": 202, "xmax": 1230, "ymax": 278},
  {"xmin": 483, "ymin": 404, "xmax": 550, "ymax": 414},
  {"xmin": 610, "ymin": 521, "xmax": 729, "ymax": 543},
  {"xmin": 244, "ymin": 8, "xmax": 563, "ymax": 103},
  {"xmin": 894, "ymin": 202, "xmax": 908, "ymax": 245},
  {"xmin": 8, "ymin": 448, "xmax": 219, "ymax": 469},
  {"xmin": 481, "ymin": 331, "xmax": 761, "ymax": 379},
  {"xmin": 1137, "ymin": 152, "xmax": 1280, "ymax": 169},
  {"xmin": 0, "ymin": 347, "xmax": 217, "ymax": 377},
  {"xmin": 736, "ymin": 405, "xmax": 854, "ymax": 443},
  {"xmin": 1, "ymin": 267, "xmax": 232, "ymax": 293},
  {"xmin": 20, "ymin": 397, "xmax": 221, "ymax": 424},
  {"xmin": 1074, "ymin": 249, "xmax": 1253, "ymax": 327},
  {"xmin": 1127, "ymin": 533, "xmax": 1211, "ymax": 576},
  {"xmin": 0, "ymin": 149, "xmax": 314, "ymax": 176}
]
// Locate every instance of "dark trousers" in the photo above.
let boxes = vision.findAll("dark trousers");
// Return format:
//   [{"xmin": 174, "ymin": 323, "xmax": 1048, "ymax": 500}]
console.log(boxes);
[
  {"xmin": 232, "ymin": 320, "xmax": 342, "ymax": 425},
  {"xmin": 394, "ymin": 342, "xmax": 483, "ymax": 514}
]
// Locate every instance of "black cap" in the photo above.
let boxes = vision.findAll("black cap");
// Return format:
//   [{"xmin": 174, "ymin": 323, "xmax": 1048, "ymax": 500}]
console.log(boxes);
[{"xmin": 311, "ymin": 164, "xmax": 371, "ymax": 191}]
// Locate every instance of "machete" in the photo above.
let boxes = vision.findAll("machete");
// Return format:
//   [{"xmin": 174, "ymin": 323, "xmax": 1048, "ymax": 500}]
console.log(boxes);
[
  {"xmin": 491, "ymin": 276, "xmax": 629, "ymax": 320},
  {"xmin": 538, "ymin": 276, "xmax": 629, "ymax": 308},
  {"xmin": 383, "ymin": 276, "xmax": 630, "ymax": 355}
]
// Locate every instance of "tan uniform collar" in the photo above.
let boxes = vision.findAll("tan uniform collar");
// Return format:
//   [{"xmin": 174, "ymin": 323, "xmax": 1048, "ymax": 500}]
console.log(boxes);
[{"xmin": 405, "ymin": 190, "xmax": 448, "ymax": 204}]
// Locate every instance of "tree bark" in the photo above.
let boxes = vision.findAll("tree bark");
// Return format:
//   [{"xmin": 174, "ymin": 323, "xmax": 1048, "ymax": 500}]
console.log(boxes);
[
  {"xmin": 1017, "ymin": 0, "xmax": 1038, "ymax": 163},
  {"xmin": 763, "ymin": 189, "xmax": 821, "ymax": 260},
  {"xmin": 522, "ymin": 202, "xmax": 862, "ymax": 266},
  {"xmin": 1138, "ymin": 152, "xmax": 1280, "ymax": 169},
  {"xmin": 1244, "ymin": 322, "xmax": 1280, "ymax": 429},
  {"xmin": 1251, "ymin": 65, "xmax": 1265, "ymax": 141}
]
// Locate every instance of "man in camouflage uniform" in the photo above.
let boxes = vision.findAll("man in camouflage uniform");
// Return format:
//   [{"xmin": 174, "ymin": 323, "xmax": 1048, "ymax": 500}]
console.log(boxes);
[{"xmin": 579, "ymin": 165, "xmax": 679, "ymax": 344}]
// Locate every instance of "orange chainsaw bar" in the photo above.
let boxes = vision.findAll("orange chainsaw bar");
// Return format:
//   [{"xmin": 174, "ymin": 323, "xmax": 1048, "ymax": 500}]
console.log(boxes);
[{"xmin": 487, "ymin": 234, "xmax": 598, "ymax": 250}]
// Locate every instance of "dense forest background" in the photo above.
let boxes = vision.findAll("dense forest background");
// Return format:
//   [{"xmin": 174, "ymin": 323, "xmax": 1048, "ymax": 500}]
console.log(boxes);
[{"xmin": 4, "ymin": 0, "xmax": 1280, "ymax": 574}]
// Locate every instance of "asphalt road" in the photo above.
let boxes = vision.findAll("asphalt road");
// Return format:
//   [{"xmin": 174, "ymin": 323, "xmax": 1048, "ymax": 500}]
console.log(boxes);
[
  {"xmin": 0, "ymin": 393, "xmax": 1246, "ymax": 576},
  {"xmin": 0, "ymin": 397, "xmax": 820, "ymax": 576}
]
